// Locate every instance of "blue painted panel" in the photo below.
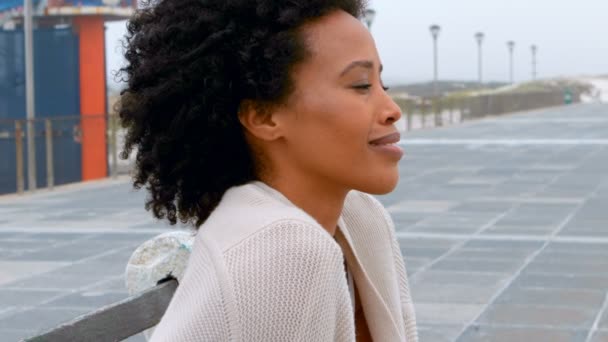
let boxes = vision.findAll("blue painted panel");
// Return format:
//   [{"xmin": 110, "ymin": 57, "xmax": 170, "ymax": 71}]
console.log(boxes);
[
  {"xmin": 0, "ymin": 0, "xmax": 41, "ymax": 12},
  {"xmin": 0, "ymin": 27, "xmax": 82, "ymax": 194}
]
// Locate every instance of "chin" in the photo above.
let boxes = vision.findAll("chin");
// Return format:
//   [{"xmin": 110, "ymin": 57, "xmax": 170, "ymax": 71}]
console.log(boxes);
[{"xmin": 354, "ymin": 170, "xmax": 400, "ymax": 195}]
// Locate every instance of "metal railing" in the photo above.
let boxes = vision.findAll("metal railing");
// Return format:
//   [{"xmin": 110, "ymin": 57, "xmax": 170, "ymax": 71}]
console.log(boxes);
[
  {"xmin": 0, "ymin": 90, "xmax": 579, "ymax": 195},
  {"xmin": 0, "ymin": 114, "xmax": 124, "ymax": 195},
  {"xmin": 393, "ymin": 90, "xmax": 579, "ymax": 132}
]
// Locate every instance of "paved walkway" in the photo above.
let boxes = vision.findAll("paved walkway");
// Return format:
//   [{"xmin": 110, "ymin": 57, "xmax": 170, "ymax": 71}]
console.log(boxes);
[{"xmin": 0, "ymin": 103, "xmax": 607, "ymax": 341}]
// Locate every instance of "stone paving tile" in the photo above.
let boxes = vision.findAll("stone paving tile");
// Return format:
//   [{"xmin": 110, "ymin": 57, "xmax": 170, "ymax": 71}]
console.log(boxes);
[
  {"xmin": 457, "ymin": 325, "xmax": 588, "ymax": 342},
  {"xmin": 0, "ymin": 249, "xmax": 18, "ymax": 258},
  {"xmin": 0, "ymin": 261, "xmax": 69, "ymax": 286},
  {"xmin": 0, "ymin": 289, "xmax": 66, "ymax": 306},
  {"xmin": 561, "ymin": 220, "xmax": 608, "ymax": 232},
  {"xmin": 1, "ymin": 274, "xmax": 110, "ymax": 290},
  {"xmin": 0, "ymin": 307, "xmax": 90, "ymax": 331},
  {"xmin": 391, "ymin": 212, "xmax": 429, "ymax": 222},
  {"xmin": 86, "ymin": 277, "xmax": 129, "ymax": 293},
  {"xmin": 0, "ymin": 240, "xmax": 54, "ymax": 251},
  {"xmin": 417, "ymin": 324, "xmax": 463, "ymax": 342},
  {"xmin": 459, "ymin": 240, "xmax": 544, "ymax": 251},
  {"xmin": 476, "ymin": 303, "xmax": 598, "ymax": 329},
  {"xmin": 524, "ymin": 260, "xmax": 608, "ymax": 275},
  {"xmin": 398, "ymin": 238, "xmax": 457, "ymax": 249},
  {"xmin": 400, "ymin": 247, "xmax": 450, "ymax": 259},
  {"xmin": 495, "ymin": 286, "xmax": 606, "ymax": 309},
  {"xmin": 420, "ymin": 212, "xmax": 500, "ymax": 224},
  {"xmin": 407, "ymin": 226, "xmax": 481, "ymax": 234},
  {"xmin": 600, "ymin": 309, "xmax": 608, "ymax": 328},
  {"xmin": 52, "ymin": 260, "xmax": 128, "ymax": 278},
  {"xmin": 41, "ymin": 291, "xmax": 129, "ymax": 309},
  {"xmin": 482, "ymin": 225, "xmax": 556, "ymax": 235},
  {"xmin": 494, "ymin": 215, "xmax": 565, "ymax": 225},
  {"xmin": 560, "ymin": 230, "xmax": 608, "ymax": 237},
  {"xmin": 391, "ymin": 218, "xmax": 424, "ymax": 229},
  {"xmin": 24, "ymin": 232, "xmax": 93, "ymax": 241},
  {"xmin": 0, "ymin": 307, "xmax": 17, "ymax": 329},
  {"xmin": 591, "ymin": 330, "xmax": 608, "ymax": 342},
  {"xmin": 447, "ymin": 248, "xmax": 533, "ymax": 260},
  {"xmin": 0, "ymin": 232, "xmax": 21, "ymax": 239},
  {"xmin": 415, "ymin": 303, "xmax": 485, "ymax": 325},
  {"xmin": 448, "ymin": 177, "xmax": 507, "ymax": 185},
  {"xmin": 410, "ymin": 270, "xmax": 510, "ymax": 288},
  {"xmin": 86, "ymin": 232, "xmax": 161, "ymax": 243},
  {"xmin": 405, "ymin": 223, "xmax": 481, "ymax": 235},
  {"xmin": 534, "ymin": 251, "xmax": 608, "ymax": 264},
  {"xmin": 6, "ymin": 241, "xmax": 123, "ymax": 262},
  {"xmin": 0, "ymin": 329, "xmax": 37, "ymax": 342},
  {"xmin": 411, "ymin": 283, "xmax": 500, "ymax": 304},
  {"xmin": 388, "ymin": 200, "xmax": 459, "ymax": 213},
  {"xmin": 124, "ymin": 333, "xmax": 147, "ymax": 342},
  {"xmin": 515, "ymin": 272, "xmax": 608, "ymax": 291},
  {"xmin": 87, "ymin": 246, "xmax": 141, "ymax": 264},
  {"xmin": 544, "ymin": 242, "xmax": 608, "ymax": 255},
  {"xmin": 401, "ymin": 257, "xmax": 433, "ymax": 270},
  {"xmin": 429, "ymin": 259, "xmax": 524, "ymax": 273}
]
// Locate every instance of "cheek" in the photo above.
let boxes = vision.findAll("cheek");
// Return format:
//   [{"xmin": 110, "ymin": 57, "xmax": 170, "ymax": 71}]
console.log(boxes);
[
  {"xmin": 299, "ymin": 92, "xmax": 371, "ymax": 141},
  {"xmin": 287, "ymin": 88, "xmax": 389, "ymax": 169}
]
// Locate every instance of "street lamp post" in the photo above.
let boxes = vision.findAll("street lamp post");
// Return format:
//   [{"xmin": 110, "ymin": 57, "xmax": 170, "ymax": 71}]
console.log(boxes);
[
  {"xmin": 475, "ymin": 32, "xmax": 484, "ymax": 87},
  {"xmin": 429, "ymin": 24, "xmax": 441, "ymax": 98},
  {"xmin": 24, "ymin": 0, "xmax": 37, "ymax": 191},
  {"xmin": 363, "ymin": 8, "xmax": 376, "ymax": 30},
  {"xmin": 507, "ymin": 40, "xmax": 515, "ymax": 84},
  {"xmin": 531, "ymin": 44, "xmax": 538, "ymax": 80}
]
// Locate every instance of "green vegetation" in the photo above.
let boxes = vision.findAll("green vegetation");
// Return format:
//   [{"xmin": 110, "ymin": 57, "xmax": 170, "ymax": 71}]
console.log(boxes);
[{"xmin": 388, "ymin": 80, "xmax": 507, "ymax": 98}]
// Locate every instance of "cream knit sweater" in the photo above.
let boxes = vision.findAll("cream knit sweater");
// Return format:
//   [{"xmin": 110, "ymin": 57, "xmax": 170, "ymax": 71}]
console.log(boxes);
[{"xmin": 149, "ymin": 182, "xmax": 418, "ymax": 342}]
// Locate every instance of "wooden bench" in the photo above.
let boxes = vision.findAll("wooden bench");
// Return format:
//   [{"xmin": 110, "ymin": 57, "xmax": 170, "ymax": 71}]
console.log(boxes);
[{"xmin": 24, "ymin": 279, "xmax": 177, "ymax": 342}]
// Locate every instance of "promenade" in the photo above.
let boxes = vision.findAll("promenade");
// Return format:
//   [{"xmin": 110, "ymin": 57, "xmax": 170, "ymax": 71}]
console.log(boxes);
[{"xmin": 0, "ymin": 103, "xmax": 607, "ymax": 341}]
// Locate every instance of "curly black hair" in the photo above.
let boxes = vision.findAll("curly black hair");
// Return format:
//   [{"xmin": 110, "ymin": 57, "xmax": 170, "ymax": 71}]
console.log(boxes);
[{"xmin": 118, "ymin": 0, "xmax": 367, "ymax": 228}]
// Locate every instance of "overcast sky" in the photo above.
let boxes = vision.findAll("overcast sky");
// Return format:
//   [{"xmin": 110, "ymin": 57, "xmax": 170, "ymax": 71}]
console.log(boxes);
[{"xmin": 105, "ymin": 0, "xmax": 608, "ymax": 87}]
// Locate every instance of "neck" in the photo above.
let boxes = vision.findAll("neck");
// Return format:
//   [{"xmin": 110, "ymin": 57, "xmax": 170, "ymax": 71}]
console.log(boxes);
[{"xmin": 262, "ymin": 175, "xmax": 348, "ymax": 236}]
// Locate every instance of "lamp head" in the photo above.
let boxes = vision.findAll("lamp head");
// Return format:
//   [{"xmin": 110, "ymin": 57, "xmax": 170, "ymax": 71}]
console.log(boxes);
[{"xmin": 430, "ymin": 24, "xmax": 441, "ymax": 38}]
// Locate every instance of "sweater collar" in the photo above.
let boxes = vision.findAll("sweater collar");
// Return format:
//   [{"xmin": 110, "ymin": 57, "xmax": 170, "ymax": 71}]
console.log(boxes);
[
  {"xmin": 250, "ymin": 181, "xmax": 406, "ymax": 340},
  {"xmin": 337, "ymin": 212, "xmax": 406, "ymax": 341}
]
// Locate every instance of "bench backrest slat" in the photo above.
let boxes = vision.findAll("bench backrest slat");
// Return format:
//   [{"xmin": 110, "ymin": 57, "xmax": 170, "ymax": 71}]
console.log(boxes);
[{"xmin": 24, "ymin": 279, "xmax": 177, "ymax": 342}]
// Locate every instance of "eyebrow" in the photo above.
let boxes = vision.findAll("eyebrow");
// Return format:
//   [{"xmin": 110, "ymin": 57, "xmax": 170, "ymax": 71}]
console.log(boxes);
[{"xmin": 340, "ymin": 60, "xmax": 383, "ymax": 77}]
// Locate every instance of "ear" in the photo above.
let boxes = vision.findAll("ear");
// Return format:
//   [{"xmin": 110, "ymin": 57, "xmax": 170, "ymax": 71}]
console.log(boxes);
[{"xmin": 238, "ymin": 100, "xmax": 284, "ymax": 141}]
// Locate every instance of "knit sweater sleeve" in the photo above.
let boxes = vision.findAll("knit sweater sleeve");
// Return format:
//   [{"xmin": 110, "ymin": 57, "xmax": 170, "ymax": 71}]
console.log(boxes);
[
  {"xmin": 390, "ymin": 225, "xmax": 419, "ymax": 342},
  {"xmin": 223, "ymin": 219, "xmax": 354, "ymax": 342},
  {"xmin": 365, "ymin": 194, "xmax": 419, "ymax": 342}
]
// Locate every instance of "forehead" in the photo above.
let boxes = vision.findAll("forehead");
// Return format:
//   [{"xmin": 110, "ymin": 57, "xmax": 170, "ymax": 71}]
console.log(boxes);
[{"xmin": 300, "ymin": 10, "xmax": 378, "ymax": 72}]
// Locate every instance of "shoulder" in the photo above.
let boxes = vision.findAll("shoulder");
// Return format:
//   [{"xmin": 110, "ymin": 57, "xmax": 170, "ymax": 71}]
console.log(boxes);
[
  {"xmin": 345, "ymin": 190, "xmax": 388, "ymax": 211},
  {"xmin": 198, "ymin": 182, "xmax": 331, "ymax": 254},
  {"xmin": 224, "ymin": 218, "xmax": 343, "ymax": 262},
  {"xmin": 343, "ymin": 190, "xmax": 394, "ymax": 229},
  {"xmin": 216, "ymin": 223, "xmax": 350, "ymax": 341}
]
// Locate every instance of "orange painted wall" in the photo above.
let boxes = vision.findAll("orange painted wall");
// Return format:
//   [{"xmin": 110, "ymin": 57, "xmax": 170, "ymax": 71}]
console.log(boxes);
[{"xmin": 74, "ymin": 17, "xmax": 107, "ymax": 180}]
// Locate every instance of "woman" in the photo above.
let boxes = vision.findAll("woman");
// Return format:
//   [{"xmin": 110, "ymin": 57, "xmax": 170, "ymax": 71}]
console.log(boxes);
[{"xmin": 119, "ymin": 0, "xmax": 418, "ymax": 341}]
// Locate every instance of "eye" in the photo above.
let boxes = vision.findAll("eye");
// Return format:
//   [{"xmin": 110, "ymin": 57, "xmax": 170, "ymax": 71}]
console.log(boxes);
[
  {"xmin": 352, "ymin": 84, "xmax": 372, "ymax": 93},
  {"xmin": 381, "ymin": 79, "xmax": 389, "ymax": 91},
  {"xmin": 351, "ymin": 83, "xmax": 389, "ymax": 93}
]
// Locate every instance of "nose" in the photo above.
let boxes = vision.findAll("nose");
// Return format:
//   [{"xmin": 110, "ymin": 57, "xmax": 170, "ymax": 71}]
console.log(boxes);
[{"xmin": 378, "ymin": 91, "xmax": 402, "ymax": 125}]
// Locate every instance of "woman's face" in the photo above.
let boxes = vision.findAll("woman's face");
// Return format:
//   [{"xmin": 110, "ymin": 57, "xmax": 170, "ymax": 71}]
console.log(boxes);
[{"xmin": 271, "ymin": 10, "xmax": 403, "ymax": 195}]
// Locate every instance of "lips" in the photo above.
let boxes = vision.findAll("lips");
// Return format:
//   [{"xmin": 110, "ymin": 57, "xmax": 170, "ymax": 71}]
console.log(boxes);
[{"xmin": 369, "ymin": 132, "xmax": 401, "ymax": 145}]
